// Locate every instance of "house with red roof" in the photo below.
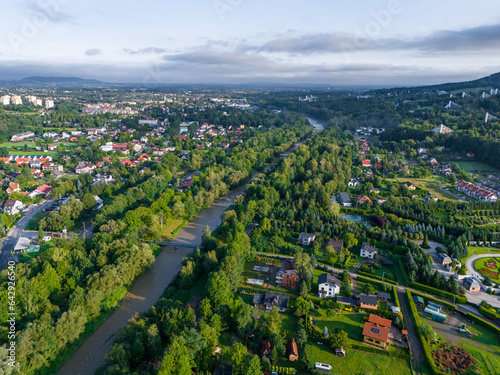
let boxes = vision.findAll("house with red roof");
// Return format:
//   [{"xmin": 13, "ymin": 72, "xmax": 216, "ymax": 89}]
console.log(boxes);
[{"xmin": 362, "ymin": 160, "xmax": 371, "ymax": 167}]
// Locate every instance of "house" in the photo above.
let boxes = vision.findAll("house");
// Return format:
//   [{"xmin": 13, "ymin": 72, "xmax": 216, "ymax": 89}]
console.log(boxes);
[
  {"xmin": 368, "ymin": 187, "xmax": 380, "ymax": 194},
  {"xmin": 403, "ymin": 181, "xmax": 416, "ymax": 190},
  {"xmin": 463, "ymin": 277, "xmax": 481, "ymax": 292},
  {"xmin": 348, "ymin": 178, "xmax": 360, "ymax": 187},
  {"xmin": 75, "ymin": 166, "xmax": 92, "ymax": 174},
  {"xmin": 298, "ymin": 232, "xmax": 315, "ymax": 246},
  {"xmin": 94, "ymin": 174, "xmax": 115, "ymax": 184},
  {"xmin": 261, "ymin": 339, "xmax": 271, "ymax": 361},
  {"xmin": 42, "ymin": 163, "xmax": 63, "ymax": 172},
  {"xmin": 47, "ymin": 145, "xmax": 57, "ymax": 151},
  {"xmin": 253, "ymin": 292, "xmax": 289, "ymax": 312},
  {"xmin": 28, "ymin": 184, "xmax": 53, "ymax": 198},
  {"xmin": 424, "ymin": 195, "xmax": 439, "ymax": 203},
  {"xmin": 94, "ymin": 196, "xmax": 104, "ymax": 210},
  {"xmin": 337, "ymin": 192, "xmax": 351, "ymax": 207},
  {"xmin": 329, "ymin": 239, "xmax": 343, "ymax": 253},
  {"xmin": 286, "ymin": 338, "xmax": 299, "ymax": 362},
  {"xmin": 181, "ymin": 172, "xmax": 201, "ymax": 188},
  {"xmin": 356, "ymin": 196, "xmax": 373, "ymax": 205},
  {"xmin": 276, "ymin": 269, "xmax": 298, "ymax": 288},
  {"xmin": 359, "ymin": 294, "xmax": 378, "ymax": 310},
  {"xmin": 317, "ymin": 273, "xmax": 341, "ymax": 298},
  {"xmin": 455, "ymin": 180, "xmax": 498, "ymax": 202},
  {"xmin": 438, "ymin": 253, "xmax": 452, "ymax": 266},
  {"xmin": 377, "ymin": 292, "xmax": 391, "ymax": 301},
  {"xmin": 362, "ymin": 322, "xmax": 390, "ymax": 349},
  {"xmin": 2, "ymin": 199, "xmax": 24, "ymax": 215},
  {"xmin": 6, "ymin": 182, "xmax": 20, "ymax": 195},
  {"xmin": 368, "ymin": 314, "xmax": 392, "ymax": 328},
  {"xmin": 360, "ymin": 242, "xmax": 378, "ymax": 259},
  {"xmin": 362, "ymin": 159, "xmax": 371, "ymax": 167},
  {"xmin": 336, "ymin": 296, "xmax": 357, "ymax": 306},
  {"xmin": 376, "ymin": 196, "xmax": 388, "ymax": 205}
]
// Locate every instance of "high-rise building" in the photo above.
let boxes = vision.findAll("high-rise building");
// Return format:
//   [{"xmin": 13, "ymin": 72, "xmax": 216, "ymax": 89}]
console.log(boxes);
[
  {"xmin": 45, "ymin": 100, "xmax": 55, "ymax": 109},
  {"xmin": 11, "ymin": 95, "xmax": 23, "ymax": 105},
  {"xmin": 1, "ymin": 95, "xmax": 11, "ymax": 105}
]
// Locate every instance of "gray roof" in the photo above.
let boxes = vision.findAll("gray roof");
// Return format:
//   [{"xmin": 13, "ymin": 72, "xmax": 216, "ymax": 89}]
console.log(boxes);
[
  {"xmin": 360, "ymin": 294, "xmax": 378, "ymax": 305},
  {"xmin": 463, "ymin": 277, "xmax": 480, "ymax": 288},
  {"xmin": 338, "ymin": 192, "xmax": 351, "ymax": 202},
  {"xmin": 318, "ymin": 273, "xmax": 341, "ymax": 287},
  {"xmin": 378, "ymin": 292, "xmax": 391, "ymax": 300}
]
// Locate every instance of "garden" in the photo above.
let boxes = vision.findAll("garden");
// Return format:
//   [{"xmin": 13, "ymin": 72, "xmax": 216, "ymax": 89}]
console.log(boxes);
[{"xmin": 474, "ymin": 257, "xmax": 500, "ymax": 282}]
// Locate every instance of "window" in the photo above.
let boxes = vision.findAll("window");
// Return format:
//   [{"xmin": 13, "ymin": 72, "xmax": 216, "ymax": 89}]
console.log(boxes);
[{"xmin": 375, "ymin": 340, "xmax": 380, "ymax": 344}]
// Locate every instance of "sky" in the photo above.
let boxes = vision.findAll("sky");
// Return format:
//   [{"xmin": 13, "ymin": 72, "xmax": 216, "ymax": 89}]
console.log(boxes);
[{"xmin": 0, "ymin": 0, "xmax": 499, "ymax": 86}]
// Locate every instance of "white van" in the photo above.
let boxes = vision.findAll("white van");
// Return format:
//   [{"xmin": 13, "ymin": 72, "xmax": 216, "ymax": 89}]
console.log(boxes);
[{"xmin": 315, "ymin": 362, "xmax": 332, "ymax": 371}]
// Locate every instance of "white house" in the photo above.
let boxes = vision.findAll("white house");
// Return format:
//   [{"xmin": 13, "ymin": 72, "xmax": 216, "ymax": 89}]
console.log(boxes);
[
  {"xmin": 317, "ymin": 273, "xmax": 341, "ymax": 298},
  {"xmin": 360, "ymin": 242, "xmax": 378, "ymax": 259},
  {"xmin": 298, "ymin": 232, "xmax": 315, "ymax": 246},
  {"xmin": 2, "ymin": 199, "xmax": 24, "ymax": 215}
]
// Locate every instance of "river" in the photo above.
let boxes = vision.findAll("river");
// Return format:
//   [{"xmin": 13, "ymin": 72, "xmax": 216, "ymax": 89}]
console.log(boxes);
[{"xmin": 56, "ymin": 117, "xmax": 323, "ymax": 375}]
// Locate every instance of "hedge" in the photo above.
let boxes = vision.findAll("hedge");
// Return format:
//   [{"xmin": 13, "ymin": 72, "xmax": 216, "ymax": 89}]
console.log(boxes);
[
  {"xmin": 466, "ymin": 312, "xmax": 500, "ymax": 334},
  {"xmin": 410, "ymin": 290, "xmax": 457, "ymax": 311},
  {"xmin": 357, "ymin": 271, "xmax": 398, "ymax": 285},
  {"xmin": 405, "ymin": 290, "xmax": 449, "ymax": 375},
  {"xmin": 344, "ymin": 253, "xmax": 352, "ymax": 267},
  {"xmin": 392, "ymin": 286, "xmax": 401, "ymax": 310},
  {"xmin": 479, "ymin": 305, "xmax": 500, "ymax": 320},
  {"xmin": 409, "ymin": 282, "xmax": 467, "ymax": 304}
]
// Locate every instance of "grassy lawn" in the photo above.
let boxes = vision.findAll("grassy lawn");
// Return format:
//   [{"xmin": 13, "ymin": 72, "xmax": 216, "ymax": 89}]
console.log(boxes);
[
  {"xmin": 311, "ymin": 310, "xmax": 366, "ymax": 341},
  {"xmin": 473, "ymin": 257, "xmax": 500, "ymax": 282},
  {"xmin": 460, "ymin": 247, "xmax": 497, "ymax": 263},
  {"xmin": 159, "ymin": 218, "xmax": 184, "ymax": 240},
  {"xmin": 395, "ymin": 176, "xmax": 459, "ymax": 201},
  {"xmin": 25, "ymin": 211, "xmax": 50, "ymax": 230},
  {"xmin": 306, "ymin": 343, "xmax": 412, "ymax": 375},
  {"xmin": 9, "ymin": 151, "xmax": 57, "ymax": 156},
  {"xmin": 446, "ymin": 161, "xmax": 500, "ymax": 174}
]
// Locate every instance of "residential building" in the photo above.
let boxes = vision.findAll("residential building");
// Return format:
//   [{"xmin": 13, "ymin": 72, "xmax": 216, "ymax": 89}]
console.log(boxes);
[
  {"xmin": 432, "ymin": 124, "xmax": 454, "ymax": 134},
  {"xmin": 424, "ymin": 195, "xmax": 439, "ymax": 203},
  {"xmin": 6, "ymin": 182, "xmax": 20, "ymax": 195},
  {"xmin": 376, "ymin": 196, "xmax": 388, "ymax": 205},
  {"xmin": 438, "ymin": 253, "xmax": 452, "ymax": 266},
  {"xmin": 42, "ymin": 163, "xmax": 63, "ymax": 172},
  {"xmin": 2, "ymin": 199, "xmax": 24, "ymax": 215},
  {"xmin": 286, "ymin": 338, "xmax": 299, "ymax": 362},
  {"xmin": 455, "ymin": 180, "xmax": 498, "ymax": 202},
  {"xmin": 298, "ymin": 232, "xmax": 315, "ymax": 246},
  {"xmin": 363, "ymin": 320, "xmax": 390, "ymax": 349},
  {"xmin": 359, "ymin": 294, "xmax": 378, "ymax": 310},
  {"xmin": 45, "ymin": 100, "xmax": 54, "ymax": 109},
  {"xmin": 337, "ymin": 192, "xmax": 351, "ymax": 207},
  {"xmin": 28, "ymin": 184, "xmax": 53, "ymax": 198},
  {"xmin": 360, "ymin": 242, "xmax": 378, "ymax": 259},
  {"xmin": 1, "ymin": 95, "xmax": 11, "ymax": 105},
  {"xmin": 403, "ymin": 181, "xmax": 416, "ymax": 190},
  {"xmin": 463, "ymin": 277, "xmax": 480, "ymax": 292},
  {"xmin": 317, "ymin": 273, "xmax": 341, "ymax": 298},
  {"xmin": 276, "ymin": 269, "xmax": 298, "ymax": 288},
  {"xmin": 356, "ymin": 196, "xmax": 373, "ymax": 205},
  {"xmin": 253, "ymin": 292, "xmax": 289, "ymax": 312},
  {"xmin": 10, "ymin": 131, "xmax": 35, "ymax": 142},
  {"xmin": 329, "ymin": 239, "xmax": 343, "ymax": 253}
]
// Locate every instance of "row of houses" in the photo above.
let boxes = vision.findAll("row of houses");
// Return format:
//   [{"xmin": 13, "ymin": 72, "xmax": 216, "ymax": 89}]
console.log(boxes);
[{"xmin": 455, "ymin": 180, "xmax": 498, "ymax": 202}]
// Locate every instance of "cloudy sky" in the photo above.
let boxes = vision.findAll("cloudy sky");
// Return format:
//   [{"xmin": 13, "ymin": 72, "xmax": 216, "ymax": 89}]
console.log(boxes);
[{"xmin": 1, "ymin": 0, "xmax": 499, "ymax": 86}]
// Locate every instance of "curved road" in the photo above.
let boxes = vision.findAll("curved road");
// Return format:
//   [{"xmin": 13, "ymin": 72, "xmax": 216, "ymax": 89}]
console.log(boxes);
[{"xmin": 57, "ymin": 119, "xmax": 323, "ymax": 375}]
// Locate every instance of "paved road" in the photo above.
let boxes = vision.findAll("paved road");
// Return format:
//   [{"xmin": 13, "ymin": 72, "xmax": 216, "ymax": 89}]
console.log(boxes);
[{"xmin": 0, "ymin": 198, "xmax": 53, "ymax": 269}]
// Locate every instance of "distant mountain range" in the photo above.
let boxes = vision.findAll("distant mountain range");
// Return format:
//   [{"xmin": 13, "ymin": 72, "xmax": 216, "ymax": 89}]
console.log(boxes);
[{"xmin": 0, "ymin": 72, "xmax": 499, "ymax": 90}]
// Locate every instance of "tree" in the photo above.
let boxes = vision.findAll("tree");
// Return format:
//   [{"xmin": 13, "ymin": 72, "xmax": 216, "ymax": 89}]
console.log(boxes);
[
  {"xmin": 363, "ymin": 283, "xmax": 376, "ymax": 295},
  {"xmin": 322, "ymin": 326, "xmax": 329, "ymax": 338},
  {"xmin": 245, "ymin": 355, "xmax": 264, "ymax": 375},
  {"xmin": 422, "ymin": 233, "xmax": 429, "ymax": 248},
  {"xmin": 343, "ymin": 233, "xmax": 358, "ymax": 249},
  {"xmin": 296, "ymin": 321, "xmax": 308, "ymax": 348},
  {"xmin": 294, "ymin": 296, "xmax": 310, "ymax": 316},
  {"xmin": 82, "ymin": 192, "xmax": 97, "ymax": 210},
  {"xmin": 331, "ymin": 330, "xmax": 350, "ymax": 350}
]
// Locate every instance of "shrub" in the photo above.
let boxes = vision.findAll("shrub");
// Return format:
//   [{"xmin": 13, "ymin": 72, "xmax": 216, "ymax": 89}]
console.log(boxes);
[{"xmin": 409, "ymin": 282, "xmax": 466, "ymax": 304}]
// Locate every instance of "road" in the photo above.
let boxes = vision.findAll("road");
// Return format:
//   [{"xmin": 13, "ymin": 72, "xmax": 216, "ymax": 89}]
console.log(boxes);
[{"xmin": 0, "ymin": 198, "xmax": 53, "ymax": 269}]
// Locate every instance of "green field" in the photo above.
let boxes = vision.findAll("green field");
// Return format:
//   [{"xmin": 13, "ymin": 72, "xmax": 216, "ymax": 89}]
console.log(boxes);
[
  {"xmin": 394, "ymin": 176, "xmax": 459, "ymax": 201},
  {"xmin": 306, "ymin": 343, "xmax": 412, "ymax": 375},
  {"xmin": 159, "ymin": 218, "xmax": 185, "ymax": 240},
  {"xmin": 446, "ymin": 161, "xmax": 499, "ymax": 174},
  {"xmin": 474, "ymin": 257, "xmax": 500, "ymax": 282}
]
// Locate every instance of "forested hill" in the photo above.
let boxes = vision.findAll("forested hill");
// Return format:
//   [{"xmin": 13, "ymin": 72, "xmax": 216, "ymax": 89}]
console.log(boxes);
[{"xmin": 376, "ymin": 72, "xmax": 500, "ymax": 94}]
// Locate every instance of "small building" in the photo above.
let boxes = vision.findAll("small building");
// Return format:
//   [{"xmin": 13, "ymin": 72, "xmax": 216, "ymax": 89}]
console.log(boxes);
[
  {"xmin": 2, "ymin": 199, "xmax": 24, "ymax": 215},
  {"xmin": 329, "ymin": 239, "xmax": 344, "ymax": 253},
  {"xmin": 463, "ymin": 277, "xmax": 480, "ymax": 292},
  {"xmin": 377, "ymin": 292, "xmax": 391, "ymax": 301},
  {"xmin": 412, "ymin": 295, "xmax": 424, "ymax": 307},
  {"xmin": 360, "ymin": 242, "xmax": 378, "ymax": 259},
  {"xmin": 438, "ymin": 253, "xmax": 452, "ymax": 266},
  {"xmin": 298, "ymin": 232, "xmax": 315, "ymax": 246},
  {"xmin": 336, "ymin": 296, "xmax": 357, "ymax": 306},
  {"xmin": 403, "ymin": 181, "xmax": 416, "ymax": 190},
  {"xmin": 253, "ymin": 292, "xmax": 289, "ymax": 312},
  {"xmin": 376, "ymin": 196, "xmax": 388, "ymax": 205},
  {"xmin": 276, "ymin": 269, "xmax": 298, "ymax": 288},
  {"xmin": 286, "ymin": 338, "xmax": 299, "ymax": 362},
  {"xmin": 368, "ymin": 314, "xmax": 392, "ymax": 329},
  {"xmin": 337, "ymin": 192, "xmax": 351, "ymax": 207},
  {"xmin": 261, "ymin": 339, "xmax": 271, "ymax": 361},
  {"xmin": 317, "ymin": 273, "xmax": 341, "ymax": 298},
  {"xmin": 362, "ymin": 322, "xmax": 390, "ymax": 349},
  {"xmin": 6, "ymin": 182, "xmax": 20, "ymax": 195},
  {"xmin": 359, "ymin": 294, "xmax": 378, "ymax": 310}
]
